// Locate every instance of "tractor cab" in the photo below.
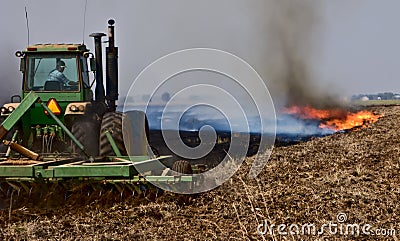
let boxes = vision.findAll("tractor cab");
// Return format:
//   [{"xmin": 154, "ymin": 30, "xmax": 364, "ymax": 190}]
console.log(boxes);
[
  {"xmin": 17, "ymin": 44, "xmax": 94, "ymax": 102},
  {"xmin": 0, "ymin": 44, "xmax": 100, "ymax": 151},
  {"xmin": 1, "ymin": 20, "xmax": 120, "ymax": 155}
]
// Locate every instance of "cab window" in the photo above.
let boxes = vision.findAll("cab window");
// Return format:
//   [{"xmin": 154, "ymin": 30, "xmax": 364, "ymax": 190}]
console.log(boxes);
[{"xmin": 25, "ymin": 55, "xmax": 79, "ymax": 91}]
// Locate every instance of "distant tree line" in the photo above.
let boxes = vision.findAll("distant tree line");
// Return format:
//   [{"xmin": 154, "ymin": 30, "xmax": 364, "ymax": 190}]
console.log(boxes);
[{"xmin": 351, "ymin": 92, "xmax": 400, "ymax": 101}]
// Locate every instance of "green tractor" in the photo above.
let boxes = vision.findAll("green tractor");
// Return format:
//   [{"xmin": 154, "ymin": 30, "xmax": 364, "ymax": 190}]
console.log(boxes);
[
  {"xmin": 0, "ymin": 20, "xmax": 196, "ymax": 205},
  {"xmin": 0, "ymin": 19, "xmax": 138, "ymax": 158}
]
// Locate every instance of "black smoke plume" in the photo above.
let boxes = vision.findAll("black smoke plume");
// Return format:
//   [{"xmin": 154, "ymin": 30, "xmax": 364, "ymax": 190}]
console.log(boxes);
[{"xmin": 265, "ymin": 0, "xmax": 342, "ymax": 109}]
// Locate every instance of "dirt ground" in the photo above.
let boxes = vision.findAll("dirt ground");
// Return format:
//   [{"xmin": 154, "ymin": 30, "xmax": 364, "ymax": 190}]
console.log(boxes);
[{"xmin": 1, "ymin": 106, "xmax": 399, "ymax": 240}]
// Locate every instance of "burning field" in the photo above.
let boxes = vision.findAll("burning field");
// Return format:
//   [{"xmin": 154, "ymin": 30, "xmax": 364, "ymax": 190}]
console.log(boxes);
[
  {"xmin": 282, "ymin": 105, "xmax": 381, "ymax": 132},
  {"xmin": 0, "ymin": 105, "xmax": 398, "ymax": 240}
]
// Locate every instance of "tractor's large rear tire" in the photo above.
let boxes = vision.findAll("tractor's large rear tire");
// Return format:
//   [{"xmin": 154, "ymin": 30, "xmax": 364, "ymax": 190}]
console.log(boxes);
[
  {"xmin": 99, "ymin": 112, "xmax": 127, "ymax": 156},
  {"xmin": 71, "ymin": 117, "xmax": 100, "ymax": 157}
]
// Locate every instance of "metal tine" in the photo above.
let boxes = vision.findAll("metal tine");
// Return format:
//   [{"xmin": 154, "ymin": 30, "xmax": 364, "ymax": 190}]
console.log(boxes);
[
  {"xmin": 120, "ymin": 188, "xmax": 124, "ymax": 202},
  {"xmin": 133, "ymin": 185, "xmax": 141, "ymax": 196},
  {"xmin": 86, "ymin": 183, "xmax": 92, "ymax": 197},
  {"xmin": 20, "ymin": 182, "xmax": 30, "ymax": 194},
  {"xmin": 90, "ymin": 183, "xmax": 98, "ymax": 192},
  {"xmin": 88, "ymin": 183, "xmax": 97, "ymax": 195},
  {"xmin": 94, "ymin": 184, "xmax": 104, "ymax": 197},
  {"xmin": 29, "ymin": 186, "xmax": 33, "ymax": 198},
  {"xmin": 64, "ymin": 192, "xmax": 69, "ymax": 201},
  {"xmin": 107, "ymin": 186, "xmax": 114, "ymax": 196},
  {"xmin": 114, "ymin": 183, "xmax": 123, "ymax": 193},
  {"xmin": 29, "ymin": 182, "xmax": 40, "ymax": 197},
  {"xmin": 119, "ymin": 184, "xmax": 126, "ymax": 201},
  {"xmin": 0, "ymin": 180, "xmax": 170, "ymax": 203},
  {"xmin": 125, "ymin": 184, "xmax": 135, "ymax": 197},
  {"xmin": 97, "ymin": 183, "xmax": 105, "ymax": 197},
  {"xmin": 111, "ymin": 183, "xmax": 122, "ymax": 200},
  {"xmin": 50, "ymin": 182, "xmax": 59, "ymax": 192},
  {"xmin": 140, "ymin": 184, "xmax": 148, "ymax": 197},
  {"xmin": 7, "ymin": 182, "xmax": 21, "ymax": 192},
  {"xmin": 155, "ymin": 188, "xmax": 163, "ymax": 198},
  {"xmin": 101, "ymin": 186, "xmax": 114, "ymax": 200},
  {"xmin": 7, "ymin": 186, "xmax": 12, "ymax": 197},
  {"xmin": 70, "ymin": 182, "xmax": 87, "ymax": 193},
  {"xmin": 46, "ymin": 183, "xmax": 55, "ymax": 198}
]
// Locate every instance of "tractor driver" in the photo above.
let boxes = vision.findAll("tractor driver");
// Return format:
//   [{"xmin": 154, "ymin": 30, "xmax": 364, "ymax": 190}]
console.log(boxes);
[{"xmin": 47, "ymin": 60, "xmax": 78, "ymax": 87}]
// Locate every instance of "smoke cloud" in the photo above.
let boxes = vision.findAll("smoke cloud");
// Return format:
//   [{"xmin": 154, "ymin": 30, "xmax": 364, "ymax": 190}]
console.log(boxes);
[
  {"xmin": 263, "ymin": 0, "xmax": 341, "ymax": 109},
  {"xmin": 0, "ymin": 1, "xmax": 345, "ymax": 111}
]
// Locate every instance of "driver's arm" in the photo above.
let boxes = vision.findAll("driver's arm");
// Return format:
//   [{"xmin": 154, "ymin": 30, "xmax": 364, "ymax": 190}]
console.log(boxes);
[
  {"xmin": 59, "ymin": 73, "xmax": 71, "ymax": 85},
  {"xmin": 60, "ymin": 73, "xmax": 78, "ymax": 86}
]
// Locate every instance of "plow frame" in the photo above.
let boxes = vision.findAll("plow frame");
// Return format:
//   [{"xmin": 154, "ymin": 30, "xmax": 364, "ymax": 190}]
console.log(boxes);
[
  {"xmin": 0, "ymin": 156, "xmax": 195, "ymax": 184},
  {"xmin": 0, "ymin": 156, "xmax": 197, "ymax": 202}
]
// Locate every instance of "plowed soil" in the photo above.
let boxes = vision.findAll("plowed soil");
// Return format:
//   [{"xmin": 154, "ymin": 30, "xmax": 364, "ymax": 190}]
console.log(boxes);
[{"xmin": 1, "ymin": 106, "xmax": 399, "ymax": 240}]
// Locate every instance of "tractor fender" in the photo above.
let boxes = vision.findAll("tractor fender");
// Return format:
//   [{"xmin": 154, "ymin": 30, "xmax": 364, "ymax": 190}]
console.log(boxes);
[
  {"xmin": 64, "ymin": 101, "xmax": 106, "ymax": 128},
  {"xmin": 64, "ymin": 102, "xmax": 91, "ymax": 115}
]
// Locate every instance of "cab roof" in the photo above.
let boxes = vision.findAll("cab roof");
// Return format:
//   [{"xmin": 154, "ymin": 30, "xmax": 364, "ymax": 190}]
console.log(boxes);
[{"xmin": 24, "ymin": 44, "xmax": 89, "ymax": 52}]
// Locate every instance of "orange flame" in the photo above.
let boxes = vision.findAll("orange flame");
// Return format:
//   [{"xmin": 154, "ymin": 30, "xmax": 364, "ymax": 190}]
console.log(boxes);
[{"xmin": 283, "ymin": 106, "xmax": 382, "ymax": 131}]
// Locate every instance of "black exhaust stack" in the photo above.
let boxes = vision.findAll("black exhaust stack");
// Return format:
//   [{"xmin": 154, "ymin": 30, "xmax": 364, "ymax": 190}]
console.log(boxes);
[
  {"xmin": 89, "ymin": 32, "xmax": 106, "ymax": 102},
  {"xmin": 105, "ymin": 19, "xmax": 119, "ymax": 112}
]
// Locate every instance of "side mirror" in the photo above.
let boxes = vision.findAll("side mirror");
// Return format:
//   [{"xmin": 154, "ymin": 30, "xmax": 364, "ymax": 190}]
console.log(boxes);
[
  {"xmin": 19, "ymin": 58, "xmax": 26, "ymax": 72},
  {"xmin": 89, "ymin": 58, "xmax": 96, "ymax": 72}
]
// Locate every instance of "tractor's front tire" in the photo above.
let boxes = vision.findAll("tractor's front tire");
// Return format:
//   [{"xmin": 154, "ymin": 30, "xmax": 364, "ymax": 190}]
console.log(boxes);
[
  {"xmin": 71, "ymin": 117, "xmax": 100, "ymax": 157},
  {"xmin": 99, "ymin": 112, "xmax": 127, "ymax": 156}
]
